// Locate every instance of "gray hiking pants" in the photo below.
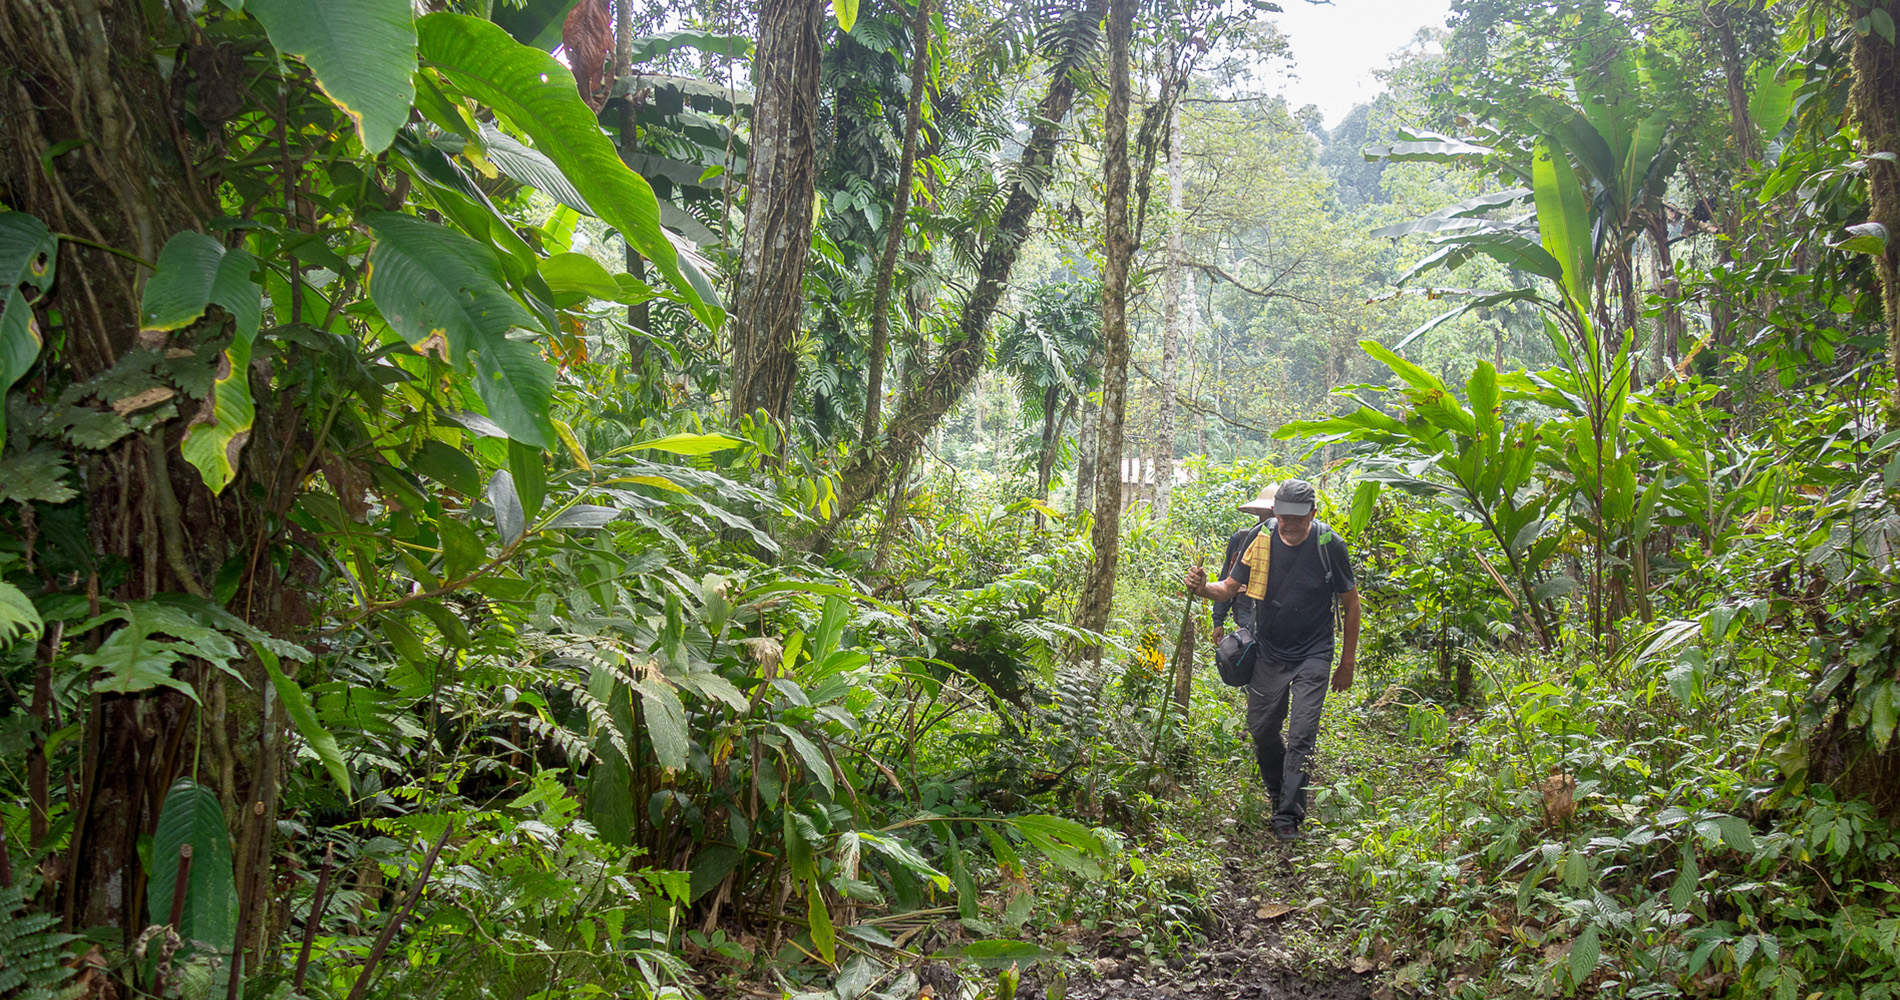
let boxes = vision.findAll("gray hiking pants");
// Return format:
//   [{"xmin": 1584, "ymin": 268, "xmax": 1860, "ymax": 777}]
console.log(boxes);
[{"xmin": 1246, "ymin": 655, "xmax": 1330, "ymax": 828}]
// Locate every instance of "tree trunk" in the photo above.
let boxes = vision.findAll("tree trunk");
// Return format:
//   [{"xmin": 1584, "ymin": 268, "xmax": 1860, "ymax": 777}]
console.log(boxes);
[
  {"xmin": 614, "ymin": 0, "xmax": 652, "ymax": 369},
  {"xmin": 1851, "ymin": 1, "xmax": 1900, "ymax": 423},
  {"xmin": 1709, "ymin": 2, "xmax": 1760, "ymax": 351},
  {"xmin": 1154, "ymin": 99, "xmax": 1186, "ymax": 521},
  {"xmin": 819, "ymin": 0, "xmax": 1107, "ymax": 538},
  {"xmin": 730, "ymin": 0, "xmax": 825, "ymax": 424},
  {"xmin": 0, "ymin": 0, "xmax": 304, "ymax": 945},
  {"xmin": 1073, "ymin": 348, "xmax": 1102, "ymax": 522},
  {"xmin": 1647, "ymin": 214, "xmax": 1684, "ymax": 374},
  {"xmin": 861, "ymin": 0, "xmax": 930, "ymax": 445},
  {"xmin": 1036, "ymin": 385, "xmax": 1061, "ymax": 500},
  {"xmin": 1074, "ymin": 0, "xmax": 1136, "ymax": 640}
]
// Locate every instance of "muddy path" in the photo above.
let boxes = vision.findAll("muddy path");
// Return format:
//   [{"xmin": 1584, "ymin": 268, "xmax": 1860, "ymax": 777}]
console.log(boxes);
[{"xmin": 1030, "ymin": 851, "xmax": 1375, "ymax": 1000}]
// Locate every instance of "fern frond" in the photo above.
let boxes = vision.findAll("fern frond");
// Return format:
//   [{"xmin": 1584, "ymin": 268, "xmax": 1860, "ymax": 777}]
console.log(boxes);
[{"xmin": 0, "ymin": 882, "xmax": 81, "ymax": 1000}]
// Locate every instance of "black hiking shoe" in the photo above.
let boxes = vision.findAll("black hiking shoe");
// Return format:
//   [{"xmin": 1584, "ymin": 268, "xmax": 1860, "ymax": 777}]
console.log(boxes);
[{"xmin": 1271, "ymin": 822, "xmax": 1302, "ymax": 842}]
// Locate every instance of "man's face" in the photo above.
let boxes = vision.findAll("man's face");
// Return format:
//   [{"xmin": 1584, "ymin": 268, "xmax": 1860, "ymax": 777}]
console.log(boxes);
[{"xmin": 1277, "ymin": 510, "xmax": 1315, "ymax": 541}]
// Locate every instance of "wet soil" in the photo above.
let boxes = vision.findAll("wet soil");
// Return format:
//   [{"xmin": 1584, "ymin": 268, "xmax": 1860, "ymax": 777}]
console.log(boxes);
[{"xmin": 1037, "ymin": 851, "xmax": 1375, "ymax": 1000}]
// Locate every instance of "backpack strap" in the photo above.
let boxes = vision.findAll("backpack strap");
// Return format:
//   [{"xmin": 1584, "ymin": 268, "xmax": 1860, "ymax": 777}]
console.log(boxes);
[{"xmin": 1313, "ymin": 522, "xmax": 1336, "ymax": 589}]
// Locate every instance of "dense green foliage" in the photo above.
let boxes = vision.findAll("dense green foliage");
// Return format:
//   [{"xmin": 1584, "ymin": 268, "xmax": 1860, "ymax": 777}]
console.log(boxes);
[{"xmin": 1, "ymin": 0, "xmax": 1898, "ymax": 998}]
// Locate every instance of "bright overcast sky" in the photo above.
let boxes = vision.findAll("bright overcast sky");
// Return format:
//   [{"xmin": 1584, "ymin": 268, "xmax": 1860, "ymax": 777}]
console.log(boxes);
[{"xmin": 1265, "ymin": 0, "xmax": 1454, "ymax": 129}]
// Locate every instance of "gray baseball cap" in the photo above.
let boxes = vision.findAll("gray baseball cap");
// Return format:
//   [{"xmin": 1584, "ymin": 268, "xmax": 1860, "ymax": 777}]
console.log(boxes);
[{"xmin": 1274, "ymin": 478, "xmax": 1316, "ymax": 515}]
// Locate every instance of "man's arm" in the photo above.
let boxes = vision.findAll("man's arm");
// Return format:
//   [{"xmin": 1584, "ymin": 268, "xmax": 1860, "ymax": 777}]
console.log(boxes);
[
  {"xmin": 1332, "ymin": 589, "xmax": 1361, "ymax": 693},
  {"xmin": 1184, "ymin": 565, "xmax": 1243, "ymax": 601}
]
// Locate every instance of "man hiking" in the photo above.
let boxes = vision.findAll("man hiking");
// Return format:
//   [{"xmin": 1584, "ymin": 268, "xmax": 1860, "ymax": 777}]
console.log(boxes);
[
  {"xmin": 1184, "ymin": 479, "xmax": 1360, "ymax": 841},
  {"xmin": 1211, "ymin": 486, "xmax": 1276, "ymax": 645}
]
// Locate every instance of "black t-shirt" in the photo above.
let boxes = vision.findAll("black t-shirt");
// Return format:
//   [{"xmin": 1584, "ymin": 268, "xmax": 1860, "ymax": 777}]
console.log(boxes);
[{"xmin": 1229, "ymin": 524, "xmax": 1356, "ymax": 663}]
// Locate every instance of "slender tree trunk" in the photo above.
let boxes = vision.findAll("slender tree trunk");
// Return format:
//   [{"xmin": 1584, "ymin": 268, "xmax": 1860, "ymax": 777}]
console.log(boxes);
[
  {"xmin": 729, "ymin": 0, "xmax": 825, "ymax": 424},
  {"xmin": 1648, "ymin": 214, "xmax": 1684, "ymax": 374},
  {"xmin": 1074, "ymin": 0, "xmax": 1136, "ymax": 640},
  {"xmin": 1073, "ymin": 347, "xmax": 1102, "ymax": 522},
  {"xmin": 1618, "ymin": 247, "xmax": 1641, "ymax": 390},
  {"xmin": 1710, "ymin": 2, "xmax": 1760, "ymax": 351},
  {"xmin": 1713, "ymin": 4, "xmax": 1761, "ymax": 168},
  {"xmin": 862, "ymin": 0, "xmax": 930, "ymax": 444},
  {"xmin": 819, "ymin": 0, "xmax": 1107, "ymax": 538},
  {"xmin": 1037, "ymin": 385, "xmax": 1060, "ymax": 500},
  {"xmin": 1154, "ymin": 99, "xmax": 1186, "ymax": 520},
  {"xmin": 1849, "ymin": 2, "xmax": 1900, "ymax": 423}
]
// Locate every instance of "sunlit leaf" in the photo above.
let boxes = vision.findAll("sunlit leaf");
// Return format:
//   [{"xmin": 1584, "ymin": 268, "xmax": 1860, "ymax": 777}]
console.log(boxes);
[
  {"xmin": 416, "ymin": 13, "xmax": 723, "ymax": 329},
  {"xmin": 365, "ymin": 212, "xmax": 554, "ymax": 446},
  {"xmin": 248, "ymin": 0, "xmax": 417, "ymax": 153}
]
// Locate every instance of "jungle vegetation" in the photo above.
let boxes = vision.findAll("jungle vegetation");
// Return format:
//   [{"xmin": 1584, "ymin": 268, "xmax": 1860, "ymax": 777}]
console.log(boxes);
[{"xmin": 0, "ymin": 0, "xmax": 1897, "ymax": 998}]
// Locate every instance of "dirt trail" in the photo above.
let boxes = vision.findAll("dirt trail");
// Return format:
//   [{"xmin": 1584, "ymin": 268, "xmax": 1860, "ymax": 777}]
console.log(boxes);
[{"xmin": 1029, "ymin": 853, "xmax": 1374, "ymax": 1000}]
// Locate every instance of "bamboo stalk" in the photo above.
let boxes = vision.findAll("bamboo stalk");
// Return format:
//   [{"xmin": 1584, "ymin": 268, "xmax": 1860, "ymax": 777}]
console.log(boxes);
[
  {"xmin": 155, "ymin": 844, "xmax": 194, "ymax": 997},
  {"xmin": 292, "ymin": 843, "xmax": 335, "ymax": 992},
  {"xmin": 168, "ymin": 845, "xmax": 194, "ymax": 928}
]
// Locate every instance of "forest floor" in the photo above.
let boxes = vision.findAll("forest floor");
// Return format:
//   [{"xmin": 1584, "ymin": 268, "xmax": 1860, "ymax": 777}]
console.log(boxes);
[
  {"xmin": 1041, "ymin": 849, "xmax": 1379, "ymax": 1000},
  {"xmin": 715, "ymin": 686, "xmax": 1426, "ymax": 1000}
]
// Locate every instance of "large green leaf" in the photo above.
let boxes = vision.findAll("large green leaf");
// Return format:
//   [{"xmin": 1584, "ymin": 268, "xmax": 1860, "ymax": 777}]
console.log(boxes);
[
  {"xmin": 1619, "ymin": 115, "xmax": 1669, "ymax": 215},
  {"xmin": 248, "ymin": 0, "xmax": 417, "ymax": 153},
  {"xmin": 147, "ymin": 779, "xmax": 238, "ymax": 955},
  {"xmin": 622, "ymin": 431, "xmax": 747, "ymax": 456},
  {"xmin": 260, "ymin": 645, "xmax": 350, "ymax": 795},
  {"xmin": 1532, "ymin": 135, "xmax": 1594, "ymax": 312},
  {"xmin": 1362, "ymin": 134, "xmax": 1496, "ymax": 164},
  {"xmin": 1013, "ymin": 814, "xmax": 1109, "ymax": 879},
  {"xmin": 1750, "ymin": 62, "xmax": 1799, "ymax": 135},
  {"xmin": 0, "ymin": 580, "xmax": 43, "ymax": 645},
  {"xmin": 478, "ymin": 122, "xmax": 591, "ymax": 215},
  {"xmin": 634, "ymin": 677, "xmax": 689, "ymax": 771},
  {"xmin": 364, "ymin": 212, "xmax": 555, "ymax": 447},
  {"xmin": 71, "ymin": 600, "xmax": 248, "ymax": 701},
  {"xmin": 1399, "ymin": 232, "xmax": 1563, "ymax": 287},
  {"xmin": 416, "ymin": 13, "xmax": 722, "ymax": 329},
  {"xmin": 1369, "ymin": 187, "xmax": 1532, "ymax": 239},
  {"xmin": 624, "ymin": 30, "xmax": 753, "ymax": 64},
  {"xmin": 1527, "ymin": 96, "xmax": 1618, "ymax": 195},
  {"xmin": 0, "ymin": 212, "xmax": 57, "ymax": 445},
  {"xmin": 833, "ymin": 0, "xmax": 860, "ymax": 32},
  {"xmin": 140, "ymin": 233, "xmax": 265, "ymax": 494}
]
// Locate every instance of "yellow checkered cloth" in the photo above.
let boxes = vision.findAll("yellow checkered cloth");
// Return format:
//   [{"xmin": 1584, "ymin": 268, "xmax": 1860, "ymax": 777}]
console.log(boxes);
[{"xmin": 1241, "ymin": 530, "xmax": 1272, "ymax": 600}]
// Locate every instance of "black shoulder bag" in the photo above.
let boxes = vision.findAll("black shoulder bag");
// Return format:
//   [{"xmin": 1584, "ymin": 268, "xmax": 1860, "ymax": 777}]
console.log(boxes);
[{"xmin": 1213, "ymin": 522, "xmax": 1268, "ymax": 686}]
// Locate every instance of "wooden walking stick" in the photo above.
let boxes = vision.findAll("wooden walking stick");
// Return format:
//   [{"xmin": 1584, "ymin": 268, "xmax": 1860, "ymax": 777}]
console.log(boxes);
[{"xmin": 1170, "ymin": 542, "xmax": 1205, "ymax": 714}]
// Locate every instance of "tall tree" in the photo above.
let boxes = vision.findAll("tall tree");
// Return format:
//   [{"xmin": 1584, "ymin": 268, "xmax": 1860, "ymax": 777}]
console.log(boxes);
[
  {"xmin": 821, "ymin": 0, "xmax": 1108, "ymax": 536},
  {"xmin": 1849, "ymin": 0, "xmax": 1900, "ymax": 421},
  {"xmin": 861, "ymin": 0, "xmax": 932, "ymax": 445},
  {"xmin": 1153, "ymin": 91, "xmax": 1188, "ymax": 521},
  {"xmin": 1075, "ymin": 0, "xmax": 1137, "ymax": 638},
  {"xmin": 730, "ymin": 0, "xmax": 827, "ymax": 423}
]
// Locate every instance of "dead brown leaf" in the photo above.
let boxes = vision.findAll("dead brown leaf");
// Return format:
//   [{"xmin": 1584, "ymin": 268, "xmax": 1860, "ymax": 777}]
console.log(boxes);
[
  {"xmin": 1255, "ymin": 902, "xmax": 1293, "ymax": 920},
  {"xmin": 563, "ymin": 0, "xmax": 614, "ymax": 111},
  {"xmin": 1541, "ymin": 771, "xmax": 1577, "ymax": 826},
  {"xmin": 111, "ymin": 386, "xmax": 176, "ymax": 415}
]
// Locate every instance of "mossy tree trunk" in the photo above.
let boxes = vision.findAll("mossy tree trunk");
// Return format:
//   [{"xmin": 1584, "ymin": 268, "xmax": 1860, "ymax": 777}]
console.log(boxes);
[
  {"xmin": 1850, "ymin": 1, "xmax": 1900, "ymax": 423},
  {"xmin": 1073, "ymin": 0, "xmax": 1136, "ymax": 641}
]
